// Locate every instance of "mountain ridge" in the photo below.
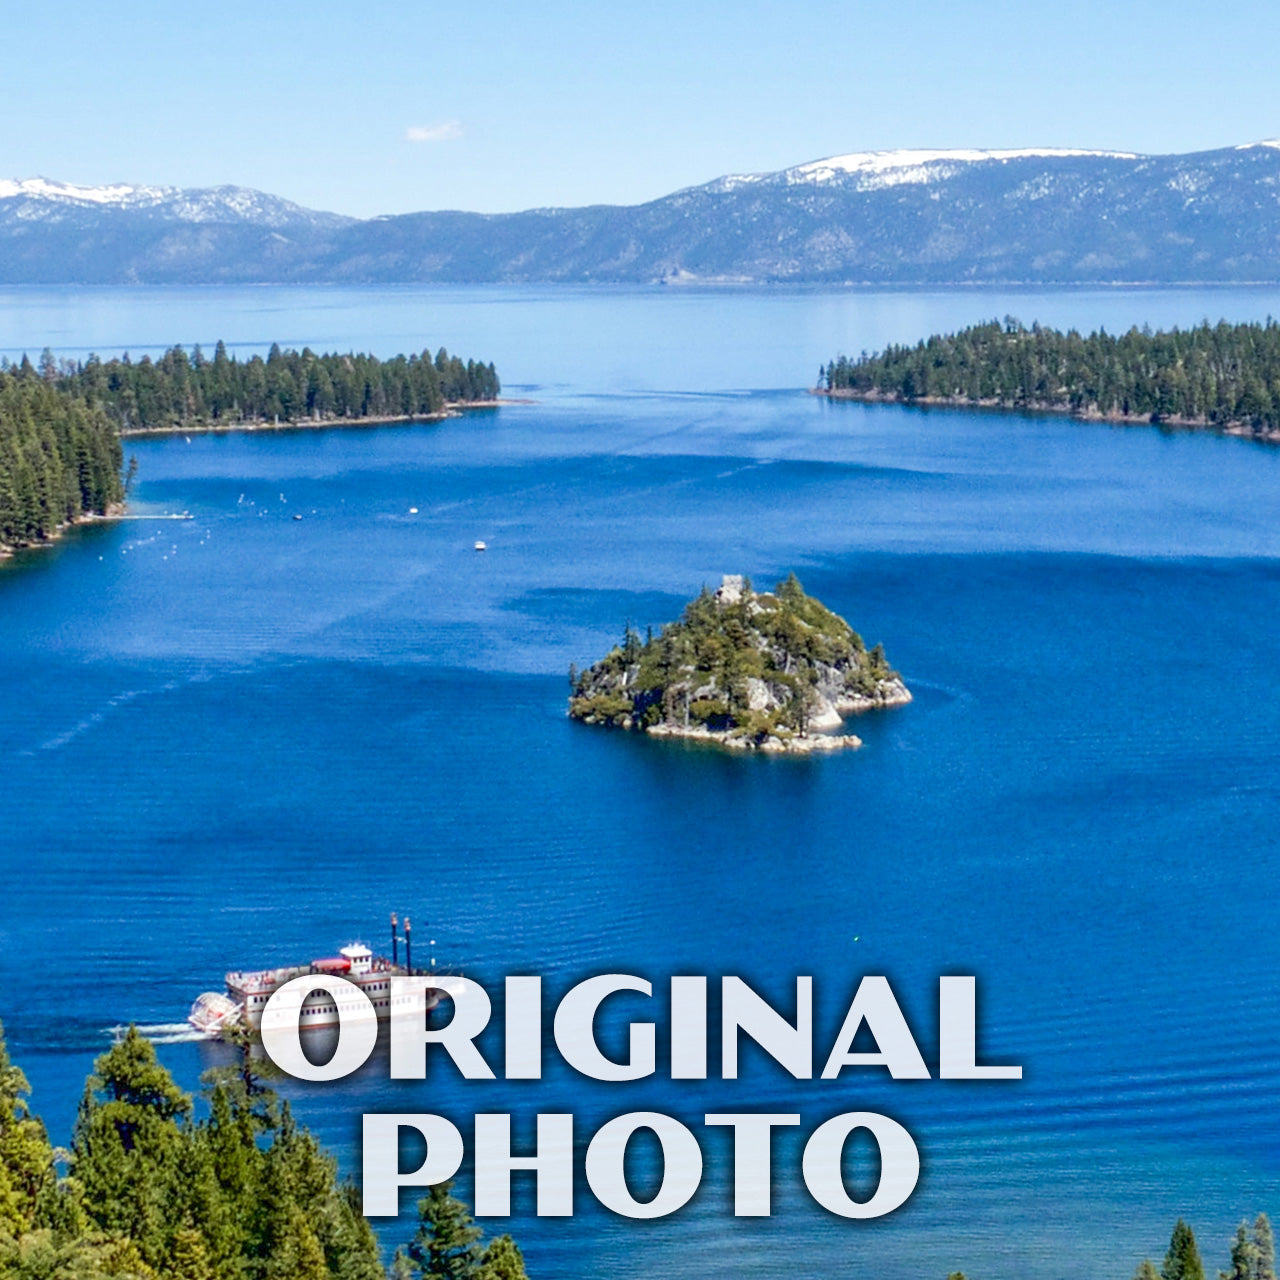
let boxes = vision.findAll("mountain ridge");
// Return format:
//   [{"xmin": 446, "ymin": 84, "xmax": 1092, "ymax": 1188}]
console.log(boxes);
[{"xmin": 7, "ymin": 141, "xmax": 1280, "ymax": 284}]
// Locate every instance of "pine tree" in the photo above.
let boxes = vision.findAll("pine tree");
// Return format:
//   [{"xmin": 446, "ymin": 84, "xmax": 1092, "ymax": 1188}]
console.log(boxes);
[
  {"xmin": 168, "ymin": 1226, "xmax": 215, "ymax": 1280},
  {"xmin": 1256, "ymin": 1215, "xmax": 1276, "ymax": 1280},
  {"xmin": 70, "ymin": 1027, "xmax": 192, "ymax": 1267},
  {"xmin": 1223, "ymin": 1221, "xmax": 1259, "ymax": 1280},
  {"xmin": 0, "ymin": 1020, "xmax": 54, "ymax": 1240},
  {"xmin": 165, "ymin": 1125, "xmax": 232, "ymax": 1275},
  {"xmin": 1136, "ymin": 1263, "xmax": 1161, "ymax": 1280},
  {"xmin": 328, "ymin": 1181, "xmax": 386, "ymax": 1280},
  {"xmin": 478, "ymin": 1234, "xmax": 528, "ymax": 1280},
  {"xmin": 263, "ymin": 1201, "xmax": 329, "ymax": 1280},
  {"xmin": 406, "ymin": 1180, "xmax": 484, "ymax": 1280},
  {"xmin": 252, "ymin": 1103, "xmax": 381, "ymax": 1280},
  {"xmin": 1164, "ymin": 1219, "xmax": 1206, "ymax": 1280}
]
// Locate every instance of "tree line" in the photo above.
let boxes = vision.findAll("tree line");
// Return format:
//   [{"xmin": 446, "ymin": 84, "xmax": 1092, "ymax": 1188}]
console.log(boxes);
[
  {"xmin": 13, "ymin": 342, "xmax": 501, "ymax": 434},
  {"xmin": 0, "ymin": 1021, "xmax": 527, "ymax": 1279},
  {"xmin": 822, "ymin": 317, "xmax": 1280, "ymax": 434}
]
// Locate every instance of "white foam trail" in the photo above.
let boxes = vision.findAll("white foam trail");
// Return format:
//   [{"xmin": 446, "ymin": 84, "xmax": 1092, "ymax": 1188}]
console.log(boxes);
[
  {"xmin": 28, "ymin": 689, "xmax": 143, "ymax": 754},
  {"xmin": 20, "ymin": 673, "xmax": 221, "ymax": 757},
  {"xmin": 111, "ymin": 1022, "xmax": 212, "ymax": 1044}
]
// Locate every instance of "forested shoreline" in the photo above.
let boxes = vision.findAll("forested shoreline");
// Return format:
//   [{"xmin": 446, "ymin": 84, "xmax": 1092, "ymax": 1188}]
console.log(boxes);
[
  {"xmin": 0, "ymin": 342, "xmax": 501, "ymax": 556},
  {"xmin": 821, "ymin": 318, "xmax": 1280, "ymax": 438},
  {"xmin": 0, "ymin": 1021, "xmax": 527, "ymax": 1279},
  {"xmin": 0, "ymin": 375, "xmax": 124, "ymax": 553},
  {"xmin": 29, "ymin": 342, "xmax": 500, "ymax": 434}
]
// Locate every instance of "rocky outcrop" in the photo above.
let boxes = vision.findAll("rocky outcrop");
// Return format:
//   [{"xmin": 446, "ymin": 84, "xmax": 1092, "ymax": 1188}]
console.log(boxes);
[{"xmin": 569, "ymin": 574, "xmax": 910, "ymax": 753}]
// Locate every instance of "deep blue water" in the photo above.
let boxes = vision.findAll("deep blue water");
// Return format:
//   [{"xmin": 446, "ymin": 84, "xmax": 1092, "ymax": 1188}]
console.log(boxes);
[{"xmin": 3, "ymin": 286, "xmax": 1280, "ymax": 1279}]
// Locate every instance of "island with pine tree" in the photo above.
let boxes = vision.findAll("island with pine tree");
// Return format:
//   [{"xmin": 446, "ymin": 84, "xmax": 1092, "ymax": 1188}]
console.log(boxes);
[{"xmin": 569, "ymin": 574, "xmax": 911, "ymax": 753}]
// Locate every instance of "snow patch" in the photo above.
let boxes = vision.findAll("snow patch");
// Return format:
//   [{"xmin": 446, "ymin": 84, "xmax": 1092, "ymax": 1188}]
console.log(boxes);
[
  {"xmin": 0, "ymin": 177, "xmax": 351, "ymax": 229},
  {"xmin": 0, "ymin": 177, "xmax": 174, "ymax": 205},
  {"xmin": 708, "ymin": 147, "xmax": 1141, "ymax": 193},
  {"xmin": 786, "ymin": 147, "xmax": 1140, "ymax": 187}
]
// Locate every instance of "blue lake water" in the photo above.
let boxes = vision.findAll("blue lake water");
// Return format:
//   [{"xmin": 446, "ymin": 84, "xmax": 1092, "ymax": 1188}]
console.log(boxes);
[{"xmin": 3, "ymin": 286, "xmax": 1280, "ymax": 1278}]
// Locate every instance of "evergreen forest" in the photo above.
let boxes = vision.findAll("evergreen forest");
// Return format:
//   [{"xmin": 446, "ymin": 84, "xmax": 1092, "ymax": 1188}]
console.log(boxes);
[
  {"xmin": 46, "ymin": 344, "xmax": 500, "ymax": 434},
  {"xmin": 0, "ymin": 1021, "xmax": 526, "ymax": 1280},
  {"xmin": 0, "ymin": 375, "xmax": 123, "ymax": 551},
  {"xmin": 822, "ymin": 318, "xmax": 1280, "ymax": 434}
]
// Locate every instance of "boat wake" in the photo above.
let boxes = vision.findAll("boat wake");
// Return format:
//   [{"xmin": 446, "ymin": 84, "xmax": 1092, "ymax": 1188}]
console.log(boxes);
[{"xmin": 109, "ymin": 1022, "xmax": 211, "ymax": 1044}]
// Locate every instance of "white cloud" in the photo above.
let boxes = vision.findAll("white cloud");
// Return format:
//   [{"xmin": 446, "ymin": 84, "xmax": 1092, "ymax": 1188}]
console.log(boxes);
[{"xmin": 405, "ymin": 121, "xmax": 463, "ymax": 144}]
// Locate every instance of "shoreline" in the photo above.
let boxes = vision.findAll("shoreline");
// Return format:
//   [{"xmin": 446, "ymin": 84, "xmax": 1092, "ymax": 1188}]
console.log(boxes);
[
  {"xmin": 811, "ymin": 387, "xmax": 1280, "ymax": 444},
  {"xmin": 581, "ymin": 689, "xmax": 913, "ymax": 756},
  {"xmin": 644, "ymin": 723, "xmax": 864, "ymax": 753},
  {"xmin": 0, "ymin": 502, "xmax": 126, "ymax": 564},
  {"xmin": 117, "ymin": 397, "xmax": 530, "ymax": 439}
]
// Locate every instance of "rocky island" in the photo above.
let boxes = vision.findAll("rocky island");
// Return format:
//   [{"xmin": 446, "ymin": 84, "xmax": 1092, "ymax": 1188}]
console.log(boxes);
[{"xmin": 569, "ymin": 574, "xmax": 910, "ymax": 753}]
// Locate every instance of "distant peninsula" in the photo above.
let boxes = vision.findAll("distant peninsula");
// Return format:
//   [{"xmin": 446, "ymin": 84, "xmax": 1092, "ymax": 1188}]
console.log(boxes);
[
  {"xmin": 569, "ymin": 575, "xmax": 910, "ymax": 754},
  {"xmin": 44, "ymin": 341, "xmax": 500, "ymax": 436},
  {"xmin": 0, "ymin": 342, "xmax": 500, "ymax": 559},
  {"xmin": 820, "ymin": 318, "xmax": 1280, "ymax": 441}
]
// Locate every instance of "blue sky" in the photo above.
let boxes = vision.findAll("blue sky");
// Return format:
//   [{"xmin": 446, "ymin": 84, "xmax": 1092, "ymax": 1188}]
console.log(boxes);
[{"xmin": 5, "ymin": 0, "xmax": 1278, "ymax": 217}]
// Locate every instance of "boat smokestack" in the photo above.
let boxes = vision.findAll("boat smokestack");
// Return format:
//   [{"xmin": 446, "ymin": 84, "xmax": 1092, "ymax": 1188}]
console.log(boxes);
[
  {"xmin": 405, "ymin": 916, "xmax": 412, "ymax": 975},
  {"xmin": 391, "ymin": 912, "xmax": 398, "ymax": 968}
]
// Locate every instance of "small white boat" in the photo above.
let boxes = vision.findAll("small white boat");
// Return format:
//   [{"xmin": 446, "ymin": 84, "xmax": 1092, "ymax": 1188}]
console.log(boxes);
[{"xmin": 474, "ymin": 540, "xmax": 487, "ymax": 552}]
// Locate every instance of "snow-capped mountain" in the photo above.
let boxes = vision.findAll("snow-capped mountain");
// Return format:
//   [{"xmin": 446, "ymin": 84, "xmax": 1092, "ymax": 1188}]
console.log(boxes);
[
  {"xmin": 0, "ymin": 177, "xmax": 352, "ymax": 228},
  {"xmin": 5, "ymin": 142, "xmax": 1280, "ymax": 283},
  {"xmin": 0, "ymin": 176, "xmax": 353, "ymax": 284}
]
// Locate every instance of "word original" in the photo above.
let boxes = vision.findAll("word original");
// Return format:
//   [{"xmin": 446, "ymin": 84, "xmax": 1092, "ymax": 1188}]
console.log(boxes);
[{"xmin": 259, "ymin": 973, "xmax": 1021, "ymax": 1083}]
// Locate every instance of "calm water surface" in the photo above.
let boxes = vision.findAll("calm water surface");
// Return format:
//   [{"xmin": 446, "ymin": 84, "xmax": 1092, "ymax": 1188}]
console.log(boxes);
[{"xmin": 3, "ymin": 286, "xmax": 1280, "ymax": 1279}]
